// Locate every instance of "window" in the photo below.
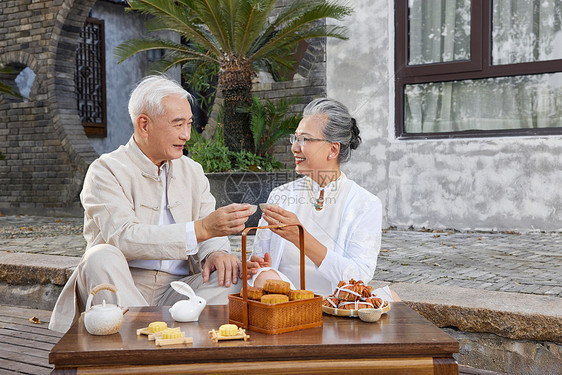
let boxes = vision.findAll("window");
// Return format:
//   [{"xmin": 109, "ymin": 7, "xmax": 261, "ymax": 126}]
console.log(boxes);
[
  {"xmin": 0, "ymin": 63, "xmax": 35, "ymax": 103},
  {"xmin": 395, "ymin": 0, "xmax": 562, "ymax": 138},
  {"xmin": 75, "ymin": 17, "xmax": 107, "ymax": 137}
]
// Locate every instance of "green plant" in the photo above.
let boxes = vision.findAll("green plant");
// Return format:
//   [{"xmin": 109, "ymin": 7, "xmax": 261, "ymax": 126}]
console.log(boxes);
[
  {"xmin": 0, "ymin": 151, "xmax": 5, "ymax": 160},
  {"xmin": 186, "ymin": 106, "xmax": 284, "ymax": 173},
  {"xmin": 248, "ymin": 95, "xmax": 301, "ymax": 157},
  {"xmin": 0, "ymin": 63, "xmax": 23, "ymax": 99},
  {"xmin": 186, "ymin": 124, "xmax": 232, "ymax": 172},
  {"xmin": 234, "ymin": 150, "xmax": 282, "ymax": 172},
  {"xmin": 116, "ymin": 0, "xmax": 352, "ymax": 153}
]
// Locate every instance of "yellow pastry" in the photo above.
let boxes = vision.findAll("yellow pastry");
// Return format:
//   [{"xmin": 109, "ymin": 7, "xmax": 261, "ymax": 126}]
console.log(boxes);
[
  {"xmin": 289, "ymin": 289, "xmax": 314, "ymax": 301},
  {"xmin": 161, "ymin": 327, "xmax": 182, "ymax": 339},
  {"xmin": 219, "ymin": 324, "xmax": 239, "ymax": 336},
  {"xmin": 263, "ymin": 279, "xmax": 291, "ymax": 295},
  {"xmin": 148, "ymin": 321, "xmax": 167, "ymax": 333},
  {"xmin": 245, "ymin": 286, "xmax": 264, "ymax": 300},
  {"xmin": 261, "ymin": 294, "xmax": 289, "ymax": 304}
]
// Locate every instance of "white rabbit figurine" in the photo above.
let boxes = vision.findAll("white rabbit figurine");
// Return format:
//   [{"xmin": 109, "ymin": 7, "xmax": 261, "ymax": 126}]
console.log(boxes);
[{"xmin": 168, "ymin": 281, "xmax": 207, "ymax": 322}]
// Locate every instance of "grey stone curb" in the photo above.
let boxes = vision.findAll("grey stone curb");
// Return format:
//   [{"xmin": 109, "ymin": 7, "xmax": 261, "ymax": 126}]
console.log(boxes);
[
  {"xmin": 390, "ymin": 282, "xmax": 562, "ymax": 344},
  {"xmin": 0, "ymin": 252, "xmax": 79, "ymax": 285}
]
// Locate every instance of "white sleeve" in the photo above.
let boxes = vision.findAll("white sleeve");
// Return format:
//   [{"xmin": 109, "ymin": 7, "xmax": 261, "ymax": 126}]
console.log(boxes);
[{"xmin": 185, "ymin": 221, "xmax": 198, "ymax": 255}]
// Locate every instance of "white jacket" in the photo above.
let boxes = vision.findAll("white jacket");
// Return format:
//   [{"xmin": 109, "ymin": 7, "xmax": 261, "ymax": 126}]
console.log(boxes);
[{"xmin": 252, "ymin": 175, "xmax": 382, "ymax": 294}]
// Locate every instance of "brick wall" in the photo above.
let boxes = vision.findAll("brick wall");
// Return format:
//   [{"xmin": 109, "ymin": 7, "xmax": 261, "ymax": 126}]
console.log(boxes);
[{"xmin": 0, "ymin": 0, "xmax": 98, "ymax": 216}]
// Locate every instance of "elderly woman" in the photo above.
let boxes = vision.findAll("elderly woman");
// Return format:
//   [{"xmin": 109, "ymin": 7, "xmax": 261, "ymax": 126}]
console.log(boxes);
[{"xmin": 247, "ymin": 98, "xmax": 394, "ymax": 299}]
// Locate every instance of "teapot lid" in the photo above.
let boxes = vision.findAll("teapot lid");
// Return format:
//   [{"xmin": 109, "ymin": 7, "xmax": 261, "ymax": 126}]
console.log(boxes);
[
  {"xmin": 89, "ymin": 299, "xmax": 120, "ymax": 312},
  {"xmin": 85, "ymin": 284, "xmax": 122, "ymax": 312}
]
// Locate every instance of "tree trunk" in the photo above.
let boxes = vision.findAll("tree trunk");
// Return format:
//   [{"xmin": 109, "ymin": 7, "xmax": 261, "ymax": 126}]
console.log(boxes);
[{"xmin": 219, "ymin": 57, "xmax": 254, "ymax": 153}]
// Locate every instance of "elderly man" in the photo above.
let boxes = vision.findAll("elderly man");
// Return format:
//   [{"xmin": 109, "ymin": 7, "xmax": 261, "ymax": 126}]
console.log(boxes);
[{"xmin": 49, "ymin": 76, "xmax": 251, "ymax": 332}]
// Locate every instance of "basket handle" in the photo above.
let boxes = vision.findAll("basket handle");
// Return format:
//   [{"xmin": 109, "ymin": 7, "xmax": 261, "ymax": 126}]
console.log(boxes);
[{"xmin": 240, "ymin": 223, "xmax": 305, "ymax": 329}]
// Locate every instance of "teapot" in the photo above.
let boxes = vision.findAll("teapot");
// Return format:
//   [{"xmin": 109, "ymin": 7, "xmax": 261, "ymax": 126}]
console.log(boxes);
[
  {"xmin": 168, "ymin": 281, "xmax": 206, "ymax": 322},
  {"xmin": 83, "ymin": 283, "xmax": 127, "ymax": 335}
]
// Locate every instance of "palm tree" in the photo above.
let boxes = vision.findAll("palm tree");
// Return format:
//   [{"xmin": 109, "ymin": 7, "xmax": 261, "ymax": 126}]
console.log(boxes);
[{"xmin": 115, "ymin": 0, "xmax": 352, "ymax": 153}]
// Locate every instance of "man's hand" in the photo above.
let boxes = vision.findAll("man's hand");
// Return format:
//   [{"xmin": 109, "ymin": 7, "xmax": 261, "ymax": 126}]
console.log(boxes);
[
  {"xmin": 202, "ymin": 251, "xmax": 242, "ymax": 287},
  {"xmin": 195, "ymin": 203, "xmax": 253, "ymax": 242},
  {"xmin": 246, "ymin": 252, "xmax": 272, "ymax": 277}
]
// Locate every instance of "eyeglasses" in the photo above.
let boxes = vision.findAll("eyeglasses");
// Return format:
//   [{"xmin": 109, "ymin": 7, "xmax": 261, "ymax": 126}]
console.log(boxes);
[{"xmin": 289, "ymin": 134, "xmax": 330, "ymax": 147}]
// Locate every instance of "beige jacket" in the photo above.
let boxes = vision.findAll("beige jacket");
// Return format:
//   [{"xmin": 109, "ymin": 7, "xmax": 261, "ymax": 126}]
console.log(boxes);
[{"xmin": 49, "ymin": 137, "xmax": 229, "ymax": 332}]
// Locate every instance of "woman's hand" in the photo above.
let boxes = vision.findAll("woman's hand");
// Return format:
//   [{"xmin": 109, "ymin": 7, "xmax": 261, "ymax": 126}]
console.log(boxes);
[
  {"xmin": 261, "ymin": 205, "xmax": 303, "ymax": 246},
  {"xmin": 246, "ymin": 252, "xmax": 272, "ymax": 277},
  {"xmin": 262, "ymin": 205, "xmax": 328, "ymax": 268}
]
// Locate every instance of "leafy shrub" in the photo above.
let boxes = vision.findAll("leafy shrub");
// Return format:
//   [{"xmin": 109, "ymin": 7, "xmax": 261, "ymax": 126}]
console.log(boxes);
[
  {"xmin": 234, "ymin": 150, "xmax": 282, "ymax": 172},
  {"xmin": 186, "ymin": 124, "xmax": 231, "ymax": 172},
  {"xmin": 189, "ymin": 140, "xmax": 232, "ymax": 172},
  {"xmin": 249, "ymin": 95, "xmax": 301, "ymax": 157}
]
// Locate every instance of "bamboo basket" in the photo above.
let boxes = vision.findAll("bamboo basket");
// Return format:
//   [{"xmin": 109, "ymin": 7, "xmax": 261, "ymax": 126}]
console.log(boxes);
[{"xmin": 228, "ymin": 224, "xmax": 323, "ymax": 334}]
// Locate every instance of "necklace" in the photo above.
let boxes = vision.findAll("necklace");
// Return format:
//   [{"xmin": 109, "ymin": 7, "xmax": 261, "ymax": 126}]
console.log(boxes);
[
  {"xmin": 312, "ymin": 189, "xmax": 324, "ymax": 210},
  {"xmin": 306, "ymin": 174, "xmax": 343, "ymax": 211}
]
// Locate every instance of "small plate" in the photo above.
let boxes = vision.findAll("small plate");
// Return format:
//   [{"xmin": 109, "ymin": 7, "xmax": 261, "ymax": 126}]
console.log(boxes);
[{"xmin": 322, "ymin": 305, "xmax": 359, "ymax": 317}]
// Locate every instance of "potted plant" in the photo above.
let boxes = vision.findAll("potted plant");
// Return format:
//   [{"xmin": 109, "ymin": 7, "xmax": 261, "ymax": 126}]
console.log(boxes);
[{"xmin": 115, "ymin": 0, "xmax": 352, "ymax": 153}]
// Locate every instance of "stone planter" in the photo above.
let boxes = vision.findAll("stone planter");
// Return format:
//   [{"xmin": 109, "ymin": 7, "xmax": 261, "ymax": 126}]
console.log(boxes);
[{"xmin": 206, "ymin": 171, "xmax": 296, "ymax": 227}]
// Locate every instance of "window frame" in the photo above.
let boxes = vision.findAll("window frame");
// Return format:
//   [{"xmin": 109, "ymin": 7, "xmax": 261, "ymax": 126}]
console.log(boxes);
[
  {"xmin": 75, "ymin": 17, "xmax": 107, "ymax": 137},
  {"xmin": 395, "ymin": 0, "xmax": 562, "ymax": 139}
]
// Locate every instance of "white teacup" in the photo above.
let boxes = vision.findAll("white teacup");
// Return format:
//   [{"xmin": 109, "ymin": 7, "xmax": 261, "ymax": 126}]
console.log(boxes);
[
  {"xmin": 259, "ymin": 203, "xmax": 279, "ymax": 211},
  {"xmin": 248, "ymin": 204, "xmax": 257, "ymax": 215}
]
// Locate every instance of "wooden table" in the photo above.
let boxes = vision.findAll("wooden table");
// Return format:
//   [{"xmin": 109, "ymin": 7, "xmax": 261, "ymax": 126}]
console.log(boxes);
[{"xmin": 49, "ymin": 303, "xmax": 459, "ymax": 374}]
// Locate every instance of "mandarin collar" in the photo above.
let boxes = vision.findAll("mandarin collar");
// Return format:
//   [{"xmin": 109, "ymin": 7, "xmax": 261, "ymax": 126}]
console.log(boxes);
[
  {"xmin": 125, "ymin": 136, "xmax": 173, "ymax": 179},
  {"xmin": 306, "ymin": 171, "xmax": 346, "ymax": 193}
]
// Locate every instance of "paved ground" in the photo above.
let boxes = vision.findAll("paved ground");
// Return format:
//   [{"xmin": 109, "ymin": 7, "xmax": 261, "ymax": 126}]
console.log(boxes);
[{"xmin": 1, "ymin": 215, "xmax": 561, "ymax": 298}]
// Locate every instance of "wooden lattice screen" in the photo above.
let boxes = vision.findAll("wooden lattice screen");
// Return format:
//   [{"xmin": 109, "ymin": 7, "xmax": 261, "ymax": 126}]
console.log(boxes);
[{"xmin": 75, "ymin": 17, "xmax": 107, "ymax": 137}]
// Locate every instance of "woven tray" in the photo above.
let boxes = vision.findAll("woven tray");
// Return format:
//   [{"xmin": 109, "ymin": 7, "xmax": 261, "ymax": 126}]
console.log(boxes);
[
  {"xmin": 229, "ymin": 224, "xmax": 323, "ymax": 335},
  {"xmin": 321, "ymin": 302, "xmax": 391, "ymax": 318}
]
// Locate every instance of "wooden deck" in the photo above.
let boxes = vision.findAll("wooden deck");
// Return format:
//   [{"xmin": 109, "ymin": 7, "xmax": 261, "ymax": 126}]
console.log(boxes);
[{"xmin": 0, "ymin": 305, "xmax": 62, "ymax": 375}]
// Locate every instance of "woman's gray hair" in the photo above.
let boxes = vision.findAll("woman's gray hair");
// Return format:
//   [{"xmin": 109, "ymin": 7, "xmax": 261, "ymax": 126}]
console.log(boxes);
[
  {"xmin": 303, "ymin": 98, "xmax": 361, "ymax": 163},
  {"xmin": 128, "ymin": 75, "xmax": 194, "ymax": 124}
]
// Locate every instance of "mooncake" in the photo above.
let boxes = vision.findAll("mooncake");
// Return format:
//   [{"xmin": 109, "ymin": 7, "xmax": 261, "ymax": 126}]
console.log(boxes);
[
  {"xmin": 289, "ymin": 289, "xmax": 314, "ymax": 301},
  {"xmin": 161, "ymin": 327, "xmax": 182, "ymax": 339},
  {"xmin": 263, "ymin": 279, "xmax": 290, "ymax": 295},
  {"xmin": 245, "ymin": 286, "xmax": 264, "ymax": 300},
  {"xmin": 148, "ymin": 321, "xmax": 167, "ymax": 333},
  {"xmin": 219, "ymin": 324, "xmax": 239, "ymax": 336},
  {"xmin": 261, "ymin": 294, "xmax": 289, "ymax": 304}
]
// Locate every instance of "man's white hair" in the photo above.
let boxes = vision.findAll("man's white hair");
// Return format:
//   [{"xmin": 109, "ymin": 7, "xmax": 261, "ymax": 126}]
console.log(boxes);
[{"xmin": 128, "ymin": 75, "xmax": 194, "ymax": 124}]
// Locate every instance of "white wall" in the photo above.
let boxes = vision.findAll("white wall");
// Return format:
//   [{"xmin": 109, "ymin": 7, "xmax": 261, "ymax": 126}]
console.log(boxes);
[{"xmin": 327, "ymin": 0, "xmax": 562, "ymax": 232}]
